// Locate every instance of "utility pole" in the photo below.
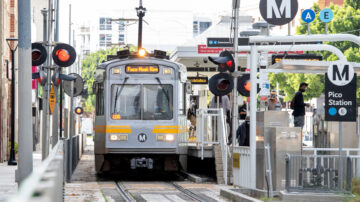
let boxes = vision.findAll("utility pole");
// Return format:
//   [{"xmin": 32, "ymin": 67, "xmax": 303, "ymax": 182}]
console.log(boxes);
[
  {"xmin": 136, "ymin": 0, "xmax": 146, "ymax": 49},
  {"xmin": 232, "ymin": 0, "xmax": 240, "ymax": 148},
  {"xmin": 16, "ymin": 0, "xmax": 33, "ymax": 184}
]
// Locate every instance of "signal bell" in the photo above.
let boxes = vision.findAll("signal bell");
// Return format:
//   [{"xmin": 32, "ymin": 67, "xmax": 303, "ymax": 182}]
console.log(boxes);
[
  {"xmin": 208, "ymin": 73, "xmax": 234, "ymax": 96},
  {"xmin": 208, "ymin": 50, "xmax": 235, "ymax": 72}
]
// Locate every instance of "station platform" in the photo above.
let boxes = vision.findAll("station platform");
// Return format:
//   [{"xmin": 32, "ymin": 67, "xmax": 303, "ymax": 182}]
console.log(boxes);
[{"xmin": 0, "ymin": 150, "xmax": 42, "ymax": 202}]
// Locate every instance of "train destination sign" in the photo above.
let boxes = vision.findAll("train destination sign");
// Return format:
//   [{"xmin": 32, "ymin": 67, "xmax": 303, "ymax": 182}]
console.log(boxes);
[
  {"xmin": 325, "ymin": 63, "xmax": 356, "ymax": 122},
  {"xmin": 187, "ymin": 76, "xmax": 208, "ymax": 84},
  {"xmin": 125, "ymin": 65, "xmax": 159, "ymax": 74}
]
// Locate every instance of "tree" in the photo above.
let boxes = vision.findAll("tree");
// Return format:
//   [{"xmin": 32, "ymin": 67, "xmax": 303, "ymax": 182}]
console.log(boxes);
[
  {"xmin": 269, "ymin": 0, "xmax": 360, "ymax": 101},
  {"xmin": 81, "ymin": 45, "xmax": 138, "ymax": 112}
]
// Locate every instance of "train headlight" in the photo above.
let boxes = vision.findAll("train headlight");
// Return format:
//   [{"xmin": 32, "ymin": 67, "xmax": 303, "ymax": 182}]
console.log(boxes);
[
  {"xmin": 163, "ymin": 68, "xmax": 172, "ymax": 75},
  {"xmin": 110, "ymin": 134, "xmax": 118, "ymax": 141},
  {"xmin": 165, "ymin": 134, "xmax": 175, "ymax": 142},
  {"xmin": 112, "ymin": 68, "xmax": 121, "ymax": 74},
  {"xmin": 109, "ymin": 134, "xmax": 128, "ymax": 141},
  {"xmin": 138, "ymin": 48, "xmax": 147, "ymax": 57}
]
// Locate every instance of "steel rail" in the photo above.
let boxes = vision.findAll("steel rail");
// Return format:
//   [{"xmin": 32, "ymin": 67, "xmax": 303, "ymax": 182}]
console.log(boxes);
[
  {"xmin": 115, "ymin": 181, "xmax": 136, "ymax": 202},
  {"xmin": 171, "ymin": 182, "xmax": 207, "ymax": 202}
]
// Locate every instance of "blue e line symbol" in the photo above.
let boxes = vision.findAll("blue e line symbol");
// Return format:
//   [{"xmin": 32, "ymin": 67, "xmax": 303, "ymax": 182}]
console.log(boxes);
[
  {"xmin": 329, "ymin": 107, "xmax": 337, "ymax": 116},
  {"xmin": 320, "ymin": 8, "xmax": 334, "ymax": 23}
]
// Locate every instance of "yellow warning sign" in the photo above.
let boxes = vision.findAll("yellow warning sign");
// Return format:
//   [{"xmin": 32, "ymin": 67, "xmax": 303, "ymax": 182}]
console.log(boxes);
[
  {"xmin": 233, "ymin": 153, "xmax": 240, "ymax": 168},
  {"xmin": 49, "ymin": 85, "xmax": 56, "ymax": 115}
]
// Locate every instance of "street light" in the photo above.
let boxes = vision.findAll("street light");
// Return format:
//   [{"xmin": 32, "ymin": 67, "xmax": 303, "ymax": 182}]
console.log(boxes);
[{"xmin": 6, "ymin": 37, "xmax": 18, "ymax": 166}]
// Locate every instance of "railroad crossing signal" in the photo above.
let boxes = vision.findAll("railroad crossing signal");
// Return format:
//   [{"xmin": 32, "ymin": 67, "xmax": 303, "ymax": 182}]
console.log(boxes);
[
  {"xmin": 208, "ymin": 50, "xmax": 235, "ymax": 72},
  {"xmin": 49, "ymin": 85, "xmax": 56, "ymax": 115},
  {"xmin": 74, "ymin": 107, "xmax": 83, "ymax": 115}
]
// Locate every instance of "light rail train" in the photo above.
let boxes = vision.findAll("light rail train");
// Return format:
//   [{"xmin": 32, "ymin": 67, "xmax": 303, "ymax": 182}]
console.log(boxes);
[{"xmin": 93, "ymin": 49, "xmax": 188, "ymax": 173}]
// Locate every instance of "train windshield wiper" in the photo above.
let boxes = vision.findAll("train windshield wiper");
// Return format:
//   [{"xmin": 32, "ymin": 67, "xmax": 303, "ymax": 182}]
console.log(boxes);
[
  {"xmin": 155, "ymin": 77, "xmax": 170, "ymax": 102},
  {"xmin": 113, "ymin": 77, "xmax": 129, "ymax": 114}
]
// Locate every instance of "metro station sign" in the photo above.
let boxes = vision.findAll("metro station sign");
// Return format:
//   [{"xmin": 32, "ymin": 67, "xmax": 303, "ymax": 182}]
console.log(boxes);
[{"xmin": 325, "ymin": 63, "xmax": 356, "ymax": 122}]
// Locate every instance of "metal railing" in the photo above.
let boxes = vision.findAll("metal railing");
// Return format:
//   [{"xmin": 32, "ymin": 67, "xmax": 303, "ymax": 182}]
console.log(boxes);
[
  {"xmin": 7, "ymin": 141, "xmax": 64, "ymax": 202},
  {"xmin": 233, "ymin": 146, "xmax": 251, "ymax": 188},
  {"xmin": 285, "ymin": 154, "xmax": 353, "ymax": 193},
  {"xmin": 303, "ymin": 147, "xmax": 360, "ymax": 178},
  {"xmin": 196, "ymin": 108, "xmax": 229, "ymax": 184}
]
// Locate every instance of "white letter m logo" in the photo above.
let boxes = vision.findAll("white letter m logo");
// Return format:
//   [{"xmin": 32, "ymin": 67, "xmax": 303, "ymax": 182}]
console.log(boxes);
[{"xmin": 267, "ymin": 0, "xmax": 291, "ymax": 19}]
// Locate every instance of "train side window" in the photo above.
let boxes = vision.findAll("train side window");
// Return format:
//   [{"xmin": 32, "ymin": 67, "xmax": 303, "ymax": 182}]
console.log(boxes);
[
  {"xmin": 178, "ymin": 82, "xmax": 185, "ymax": 115},
  {"xmin": 96, "ymin": 83, "xmax": 104, "ymax": 116}
]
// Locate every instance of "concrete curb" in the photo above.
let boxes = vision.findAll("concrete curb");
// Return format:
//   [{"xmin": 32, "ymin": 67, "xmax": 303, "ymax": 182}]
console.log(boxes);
[{"xmin": 220, "ymin": 188, "xmax": 262, "ymax": 202}]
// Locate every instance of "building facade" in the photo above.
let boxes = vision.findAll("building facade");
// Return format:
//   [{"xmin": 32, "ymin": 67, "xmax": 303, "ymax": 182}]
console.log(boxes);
[{"xmin": 0, "ymin": 0, "xmax": 17, "ymax": 162}]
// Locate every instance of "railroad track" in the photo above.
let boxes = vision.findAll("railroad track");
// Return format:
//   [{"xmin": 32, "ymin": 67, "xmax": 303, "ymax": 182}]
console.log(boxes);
[
  {"xmin": 115, "ymin": 181, "xmax": 136, "ymax": 202},
  {"xmin": 115, "ymin": 181, "xmax": 208, "ymax": 202}
]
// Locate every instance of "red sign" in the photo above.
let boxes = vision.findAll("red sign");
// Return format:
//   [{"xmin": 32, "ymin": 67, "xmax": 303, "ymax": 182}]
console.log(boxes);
[{"xmin": 32, "ymin": 66, "xmax": 37, "ymax": 89}]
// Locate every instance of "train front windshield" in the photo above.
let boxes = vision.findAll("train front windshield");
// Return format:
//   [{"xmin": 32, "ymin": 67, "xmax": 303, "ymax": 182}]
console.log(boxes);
[{"xmin": 111, "ymin": 84, "xmax": 173, "ymax": 120}]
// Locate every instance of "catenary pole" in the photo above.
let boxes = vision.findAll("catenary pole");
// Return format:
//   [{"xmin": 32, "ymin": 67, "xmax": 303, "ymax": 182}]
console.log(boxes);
[
  {"xmin": 17, "ymin": 0, "xmax": 33, "ymax": 184},
  {"xmin": 249, "ymin": 45, "xmax": 257, "ymax": 188},
  {"xmin": 41, "ymin": 8, "xmax": 49, "ymax": 160}
]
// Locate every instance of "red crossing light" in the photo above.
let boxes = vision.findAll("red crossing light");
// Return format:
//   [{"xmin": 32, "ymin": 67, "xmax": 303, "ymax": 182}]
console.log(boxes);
[
  {"xmin": 52, "ymin": 43, "xmax": 76, "ymax": 67},
  {"xmin": 209, "ymin": 73, "xmax": 234, "ymax": 96}
]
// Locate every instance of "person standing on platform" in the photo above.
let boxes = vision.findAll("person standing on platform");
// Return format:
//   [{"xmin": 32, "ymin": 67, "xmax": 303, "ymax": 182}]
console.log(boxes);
[
  {"xmin": 291, "ymin": 82, "xmax": 310, "ymax": 128},
  {"xmin": 210, "ymin": 95, "xmax": 231, "ymax": 143},
  {"xmin": 187, "ymin": 97, "xmax": 197, "ymax": 141}
]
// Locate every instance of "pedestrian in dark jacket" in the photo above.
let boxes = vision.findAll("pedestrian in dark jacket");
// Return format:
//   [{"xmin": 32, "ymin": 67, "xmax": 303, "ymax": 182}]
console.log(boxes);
[{"xmin": 292, "ymin": 82, "xmax": 310, "ymax": 128}]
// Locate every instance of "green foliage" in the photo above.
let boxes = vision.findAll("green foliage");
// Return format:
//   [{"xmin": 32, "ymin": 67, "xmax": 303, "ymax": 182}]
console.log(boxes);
[
  {"xmin": 81, "ymin": 45, "xmax": 138, "ymax": 113},
  {"xmin": 270, "ymin": 1, "xmax": 360, "ymax": 101},
  {"xmin": 8, "ymin": 142, "xmax": 18, "ymax": 154}
]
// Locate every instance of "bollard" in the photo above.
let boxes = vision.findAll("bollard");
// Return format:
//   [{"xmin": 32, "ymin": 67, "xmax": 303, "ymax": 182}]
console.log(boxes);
[
  {"xmin": 346, "ymin": 156, "xmax": 352, "ymax": 192},
  {"xmin": 285, "ymin": 154, "xmax": 290, "ymax": 192}
]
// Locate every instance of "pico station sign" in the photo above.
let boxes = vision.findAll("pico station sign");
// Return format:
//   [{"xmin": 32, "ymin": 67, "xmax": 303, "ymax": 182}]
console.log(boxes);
[{"xmin": 325, "ymin": 62, "xmax": 357, "ymax": 122}]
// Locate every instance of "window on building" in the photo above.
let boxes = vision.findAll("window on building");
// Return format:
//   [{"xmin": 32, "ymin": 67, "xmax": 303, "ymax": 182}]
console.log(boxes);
[
  {"xmin": 100, "ymin": 34, "xmax": 112, "ymax": 47},
  {"xmin": 106, "ymin": 34, "xmax": 112, "ymax": 46},
  {"xmin": 99, "ymin": 17, "xmax": 112, "ymax": 30},
  {"xmin": 99, "ymin": 34, "xmax": 105, "ymax": 47},
  {"xmin": 118, "ymin": 34, "xmax": 125, "ymax": 42},
  {"xmin": 193, "ymin": 21, "xmax": 199, "ymax": 36},
  {"xmin": 199, "ymin": 22, "xmax": 211, "ymax": 34},
  {"xmin": 118, "ymin": 21, "xmax": 125, "ymax": 31}
]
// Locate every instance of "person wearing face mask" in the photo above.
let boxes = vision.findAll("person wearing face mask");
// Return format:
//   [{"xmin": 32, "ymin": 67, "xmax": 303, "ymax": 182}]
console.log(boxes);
[{"xmin": 292, "ymin": 82, "xmax": 310, "ymax": 128}]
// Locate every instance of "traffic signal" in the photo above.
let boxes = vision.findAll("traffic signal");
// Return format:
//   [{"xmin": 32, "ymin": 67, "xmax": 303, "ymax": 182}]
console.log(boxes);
[
  {"xmin": 52, "ymin": 43, "xmax": 77, "ymax": 67},
  {"xmin": 32, "ymin": 42, "xmax": 47, "ymax": 66},
  {"xmin": 208, "ymin": 73, "xmax": 234, "ymax": 96},
  {"xmin": 32, "ymin": 70, "xmax": 48, "ymax": 86},
  {"xmin": 208, "ymin": 50, "xmax": 235, "ymax": 72},
  {"xmin": 74, "ymin": 107, "xmax": 83, "ymax": 115},
  {"xmin": 237, "ymin": 74, "xmax": 260, "ymax": 97}
]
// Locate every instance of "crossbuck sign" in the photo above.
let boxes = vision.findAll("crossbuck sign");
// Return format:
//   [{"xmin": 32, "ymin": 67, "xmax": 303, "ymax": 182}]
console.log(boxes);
[{"xmin": 259, "ymin": 0, "xmax": 298, "ymax": 26}]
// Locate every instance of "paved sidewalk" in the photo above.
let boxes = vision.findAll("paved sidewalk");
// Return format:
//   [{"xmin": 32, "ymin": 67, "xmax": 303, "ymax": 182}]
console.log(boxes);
[{"xmin": 0, "ymin": 151, "xmax": 42, "ymax": 202}]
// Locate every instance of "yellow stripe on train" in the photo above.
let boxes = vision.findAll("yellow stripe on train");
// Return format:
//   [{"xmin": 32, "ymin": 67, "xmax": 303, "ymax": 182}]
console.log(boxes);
[
  {"xmin": 94, "ymin": 125, "xmax": 131, "ymax": 133},
  {"xmin": 152, "ymin": 126, "xmax": 187, "ymax": 134}
]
